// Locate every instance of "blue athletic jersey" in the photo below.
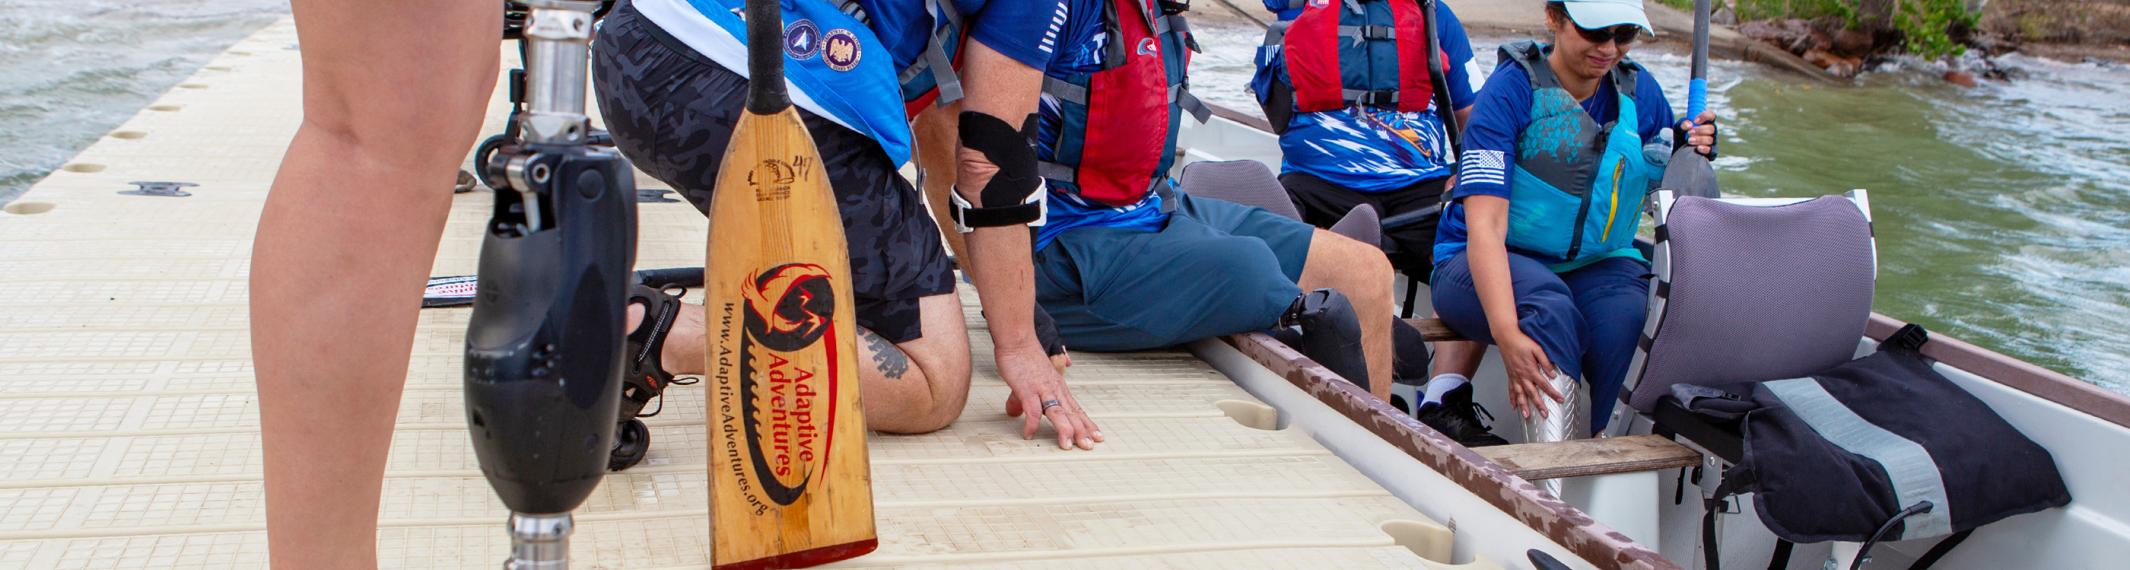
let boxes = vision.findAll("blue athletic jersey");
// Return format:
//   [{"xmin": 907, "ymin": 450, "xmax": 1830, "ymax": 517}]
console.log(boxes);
[
  {"xmin": 968, "ymin": 0, "xmax": 1171, "ymax": 250},
  {"xmin": 964, "ymin": 0, "xmax": 1078, "ymax": 70},
  {"xmin": 1253, "ymin": 1, "xmax": 1479, "ymax": 193},
  {"xmin": 851, "ymin": 0, "xmax": 979, "ymax": 71},
  {"xmin": 1433, "ymin": 57, "xmax": 1678, "ymax": 267}
]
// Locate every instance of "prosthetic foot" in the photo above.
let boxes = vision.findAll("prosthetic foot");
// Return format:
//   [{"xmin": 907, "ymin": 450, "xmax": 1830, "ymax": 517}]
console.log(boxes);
[
  {"xmin": 463, "ymin": 1, "xmax": 636, "ymax": 567},
  {"xmin": 1279, "ymin": 289, "xmax": 1369, "ymax": 392}
]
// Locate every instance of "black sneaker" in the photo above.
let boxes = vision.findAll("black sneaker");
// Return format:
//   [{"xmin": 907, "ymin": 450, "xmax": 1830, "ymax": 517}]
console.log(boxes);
[{"xmin": 1414, "ymin": 383, "xmax": 1511, "ymax": 447}]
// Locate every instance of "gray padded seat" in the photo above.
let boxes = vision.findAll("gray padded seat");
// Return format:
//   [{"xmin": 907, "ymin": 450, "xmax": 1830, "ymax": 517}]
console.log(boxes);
[
  {"xmin": 1328, "ymin": 203, "xmax": 1380, "ymax": 249},
  {"xmin": 1178, "ymin": 159, "xmax": 1303, "ymax": 220},
  {"xmin": 1622, "ymin": 190, "xmax": 1878, "ymax": 414},
  {"xmin": 1177, "ymin": 159, "xmax": 1380, "ymax": 246}
]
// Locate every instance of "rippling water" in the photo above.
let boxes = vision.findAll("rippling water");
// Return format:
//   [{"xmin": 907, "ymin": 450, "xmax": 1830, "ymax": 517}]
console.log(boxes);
[
  {"xmin": 0, "ymin": 0, "xmax": 286, "ymax": 204},
  {"xmin": 2, "ymin": 4, "xmax": 2125, "ymax": 395}
]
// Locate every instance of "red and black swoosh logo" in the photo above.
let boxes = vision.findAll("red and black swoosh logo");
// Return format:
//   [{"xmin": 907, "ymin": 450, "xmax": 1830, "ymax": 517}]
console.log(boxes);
[{"xmin": 737, "ymin": 263, "xmax": 836, "ymax": 506}]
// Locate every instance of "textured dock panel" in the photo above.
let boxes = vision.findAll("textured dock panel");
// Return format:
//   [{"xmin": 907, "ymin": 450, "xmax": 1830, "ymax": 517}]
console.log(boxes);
[{"xmin": 0, "ymin": 18, "xmax": 1456, "ymax": 568}]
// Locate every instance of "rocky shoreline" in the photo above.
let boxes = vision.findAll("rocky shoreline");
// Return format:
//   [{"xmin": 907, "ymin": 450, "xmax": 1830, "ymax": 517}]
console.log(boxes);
[{"xmin": 1728, "ymin": 0, "xmax": 2130, "ymax": 84}]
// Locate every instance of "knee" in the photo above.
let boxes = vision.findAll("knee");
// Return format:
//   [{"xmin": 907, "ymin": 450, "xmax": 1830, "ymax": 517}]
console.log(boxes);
[
  {"xmin": 300, "ymin": 69, "xmax": 497, "ymax": 173},
  {"xmin": 889, "ymin": 344, "xmax": 972, "ymax": 435},
  {"xmin": 1311, "ymin": 233, "xmax": 1394, "ymax": 300},
  {"xmin": 917, "ymin": 360, "xmax": 972, "ymax": 433}
]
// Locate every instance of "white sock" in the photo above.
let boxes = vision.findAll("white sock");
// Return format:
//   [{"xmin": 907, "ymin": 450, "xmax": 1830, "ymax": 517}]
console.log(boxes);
[{"xmin": 1418, "ymin": 373, "xmax": 1469, "ymax": 410}]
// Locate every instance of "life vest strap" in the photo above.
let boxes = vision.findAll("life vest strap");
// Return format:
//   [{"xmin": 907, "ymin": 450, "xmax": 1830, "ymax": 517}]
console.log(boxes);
[
  {"xmin": 1156, "ymin": 14, "xmax": 1199, "ymax": 52},
  {"xmin": 1043, "ymin": 76, "xmax": 1090, "ymax": 105},
  {"xmin": 926, "ymin": 0, "xmax": 964, "ymax": 105},
  {"xmin": 1337, "ymin": 24, "xmax": 1395, "ymax": 42},
  {"xmin": 1036, "ymin": 161, "xmax": 1182, "ymax": 212},
  {"xmin": 1179, "ymin": 88, "xmax": 1212, "ymax": 123},
  {"xmin": 1046, "ymin": 76, "xmax": 1205, "ymax": 118},
  {"xmin": 1343, "ymin": 89, "xmax": 1399, "ymax": 108},
  {"xmin": 922, "ymin": 32, "xmax": 962, "ymax": 104}
]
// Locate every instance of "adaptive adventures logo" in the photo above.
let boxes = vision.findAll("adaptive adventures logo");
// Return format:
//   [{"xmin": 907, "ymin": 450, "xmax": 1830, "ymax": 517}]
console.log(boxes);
[{"xmin": 717, "ymin": 263, "xmax": 842, "ymax": 514}]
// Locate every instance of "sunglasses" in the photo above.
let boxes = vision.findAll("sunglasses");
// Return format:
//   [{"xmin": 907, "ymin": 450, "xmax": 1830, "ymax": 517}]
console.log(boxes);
[{"xmin": 1573, "ymin": 23, "xmax": 1642, "ymax": 46}]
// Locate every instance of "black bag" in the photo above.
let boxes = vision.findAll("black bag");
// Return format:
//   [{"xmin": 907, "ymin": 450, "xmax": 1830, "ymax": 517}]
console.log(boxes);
[{"xmin": 1676, "ymin": 325, "xmax": 2071, "ymax": 569}]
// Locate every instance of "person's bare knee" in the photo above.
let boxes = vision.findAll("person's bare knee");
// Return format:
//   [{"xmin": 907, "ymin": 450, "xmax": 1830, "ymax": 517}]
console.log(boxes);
[
  {"xmin": 291, "ymin": 0, "xmax": 501, "ymax": 174},
  {"xmin": 859, "ymin": 294, "xmax": 972, "ymax": 434},
  {"xmin": 902, "ymin": 294, "xmax": 974, "ymax": 430}
]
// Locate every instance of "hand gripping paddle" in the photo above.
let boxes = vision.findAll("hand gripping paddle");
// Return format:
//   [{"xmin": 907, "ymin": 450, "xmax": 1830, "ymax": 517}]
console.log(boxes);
[
  {"xmin": 703, "ymin": 0, "xmax": 877, "ymax": 566},
  {"xmin": 1660, "ymin": 0, "xmax": 1721, "ymax": 199}
]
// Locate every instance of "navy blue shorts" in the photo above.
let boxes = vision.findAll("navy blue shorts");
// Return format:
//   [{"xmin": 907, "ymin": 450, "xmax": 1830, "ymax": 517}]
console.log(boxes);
[
  {"xmin": 592, "ymin": 3, "xmax": 954, "ymax": 344},
  {"xmin": 1034, "ymin": 192, "xmax": 1316, "ymax": 351}
]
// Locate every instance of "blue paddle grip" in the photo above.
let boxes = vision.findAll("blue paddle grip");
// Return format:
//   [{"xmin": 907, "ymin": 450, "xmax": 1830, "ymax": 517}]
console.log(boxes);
[{"xmin": 1688, "ymin": 79, "xmax": 1707, "ymax": 124}]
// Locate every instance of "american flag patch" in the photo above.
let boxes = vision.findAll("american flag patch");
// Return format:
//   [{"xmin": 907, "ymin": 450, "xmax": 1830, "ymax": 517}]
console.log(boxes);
[{"xmin": 1459, "ymin": 150, "xmax": 1507, "ymax": 186}]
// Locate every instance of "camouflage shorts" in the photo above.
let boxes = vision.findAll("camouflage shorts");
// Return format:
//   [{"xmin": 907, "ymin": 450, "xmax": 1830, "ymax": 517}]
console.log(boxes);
[{"xmin": 592, "ymin": 3, "xmax": 953, "ymax": 344}]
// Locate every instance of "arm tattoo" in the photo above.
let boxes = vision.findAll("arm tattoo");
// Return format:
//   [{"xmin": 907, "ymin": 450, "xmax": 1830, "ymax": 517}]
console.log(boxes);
[{"xmin": 861, "ymin": 329, "xmax": 909, "ymax": 380}]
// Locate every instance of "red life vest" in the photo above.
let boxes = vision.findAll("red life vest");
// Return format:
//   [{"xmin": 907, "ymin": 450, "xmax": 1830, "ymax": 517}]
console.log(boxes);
[
  {"xmin": 1276, "ymin": 0, "xmax": 1447, "ymax": 113},
  {"xmin": 1036, "ymin": 0, "xmax": 1208, "ymax": 208}
]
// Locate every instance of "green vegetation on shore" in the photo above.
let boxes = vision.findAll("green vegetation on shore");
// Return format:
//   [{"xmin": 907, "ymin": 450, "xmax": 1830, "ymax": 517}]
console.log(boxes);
[{"xmin": 1658, "ymin": 0, "xmax": 1977, "ymax": 59}]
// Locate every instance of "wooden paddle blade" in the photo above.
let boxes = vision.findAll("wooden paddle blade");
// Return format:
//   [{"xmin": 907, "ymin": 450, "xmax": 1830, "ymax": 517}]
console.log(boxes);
[{"xmin": 703, "ymin": 105, "xmax": 877, "ymax": 569}]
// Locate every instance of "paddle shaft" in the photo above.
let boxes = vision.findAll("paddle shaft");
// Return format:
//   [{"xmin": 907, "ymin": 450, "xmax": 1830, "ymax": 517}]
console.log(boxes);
[
  {"xmin": 746, "ymin": 0, "xmax": 788, "ymax": 114},
  {"xmin": 1658, "ymin": 0, "xmax": 1723, "ymax": 199},
  {"xmin": 1688, "ymin": 0, "xmax": 1710, "ymax": 121},
  {"xmin": 1420, "ymin": 0, "xmax": 1463, "ymax": 164}
]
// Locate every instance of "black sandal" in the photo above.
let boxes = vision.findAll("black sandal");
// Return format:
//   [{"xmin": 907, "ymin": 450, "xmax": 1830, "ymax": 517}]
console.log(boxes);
[{"xmin": 610, "ymin": 282, "xmax": 697, "ymax": 471}]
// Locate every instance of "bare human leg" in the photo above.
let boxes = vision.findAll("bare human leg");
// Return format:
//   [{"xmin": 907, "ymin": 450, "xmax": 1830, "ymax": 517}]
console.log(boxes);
[
  {"xmin": 652, "ymin": 293, "xmax": 973, "ymax": 433},
  {"xmin": 1432, "ymin": 339, "xmax": 1486, "ymax": 378},
  {"xmin": 251, "ymin": 1, "xmax": 501, "ymax": 567},
  {"xmin": 1298, "ymin": 229, "xmax": 1397, "ymax": 400}
]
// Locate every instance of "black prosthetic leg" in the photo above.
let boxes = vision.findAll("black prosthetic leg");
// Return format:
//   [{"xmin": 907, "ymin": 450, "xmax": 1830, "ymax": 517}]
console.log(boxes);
[
  {"xmin": 463, "ymin": 1, "xmax": 634, "ymax": 567},
  {"xmin": 1279, "ymin": 289, "xmax": 1370, "ymax": 392}
]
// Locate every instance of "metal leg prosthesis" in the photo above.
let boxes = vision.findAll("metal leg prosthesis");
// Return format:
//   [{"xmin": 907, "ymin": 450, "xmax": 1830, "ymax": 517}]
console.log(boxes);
[
  {"xmin": 463, "ymin": 2, "xmax": 637, "ymax": 567},
  {"xmin": 1521, "ymin": 371, "xmax": 1587, "ymax": 497}
]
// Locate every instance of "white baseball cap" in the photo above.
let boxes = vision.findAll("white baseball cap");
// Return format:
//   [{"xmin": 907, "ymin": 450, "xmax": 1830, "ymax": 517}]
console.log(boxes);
[{"xmin": 1559, "ymin": 0, "xmax": 1656, "ymax": 35}]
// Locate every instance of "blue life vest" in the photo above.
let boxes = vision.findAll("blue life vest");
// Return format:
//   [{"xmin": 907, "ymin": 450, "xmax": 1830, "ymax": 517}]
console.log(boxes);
[
  {"xmin": 1034, "ymin": 0, "xmax": 1208, "ymax": 207},
  {"xmin": 676, "ymin": 0, "xmax": 914, "ymax": 165},
  {"xmin": 1499, "ymin": 40, "xmax": 1664, "ymax": 271}
]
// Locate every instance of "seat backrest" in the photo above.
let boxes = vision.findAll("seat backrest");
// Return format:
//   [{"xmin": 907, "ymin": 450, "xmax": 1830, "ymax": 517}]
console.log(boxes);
[
  {"xmin": 1178, "ymin": 160, "xmax": 1303, "ymax": 220},
  {"xmin": 1329, "ymin": 202, "xmax": 1380, "ymax": 248},
  {"xmin": 1623, "ymin": 190, "xmax": 1878, "ymax": 413}
]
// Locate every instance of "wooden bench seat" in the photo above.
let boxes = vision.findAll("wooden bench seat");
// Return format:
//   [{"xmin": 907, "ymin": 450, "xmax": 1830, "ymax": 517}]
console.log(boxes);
[
  {"xmin": 1404, "ymin": 317, "xmax": 1466, "ymax": 342},
  {"xmin": 1472, "ymin": 435, "xmax": 1701, "ymax": 481}
]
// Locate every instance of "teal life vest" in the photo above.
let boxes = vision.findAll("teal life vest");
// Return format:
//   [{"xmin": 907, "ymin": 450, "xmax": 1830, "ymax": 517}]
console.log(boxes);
[{"xmin": 1498, "ymin": 40, "xmax": 1666, "ymax": 272}]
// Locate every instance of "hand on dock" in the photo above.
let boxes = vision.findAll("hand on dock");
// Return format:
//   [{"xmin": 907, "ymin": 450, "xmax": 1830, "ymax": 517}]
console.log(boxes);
[{"xmin": 998, "ymin": 346, "xmax": 1104, "ymax": 450}]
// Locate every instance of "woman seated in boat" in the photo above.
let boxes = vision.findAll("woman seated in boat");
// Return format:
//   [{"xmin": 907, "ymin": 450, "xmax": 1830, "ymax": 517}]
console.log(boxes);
[
  {"xmin": 1431, "ymin": 0, "xmax": 1717, "ymax": 440},
  {"xmin": 1249, "ymin": 0, "xmax": 1509, "ymax": 447}
]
